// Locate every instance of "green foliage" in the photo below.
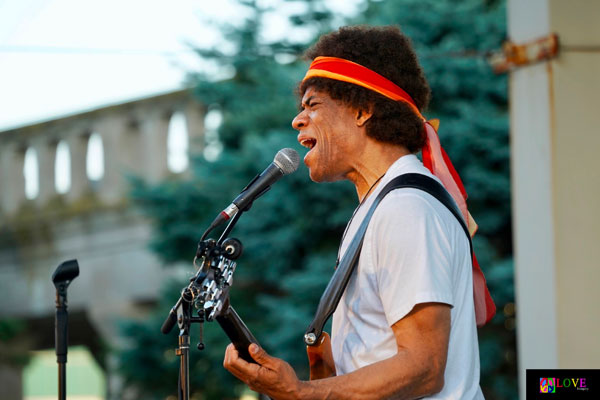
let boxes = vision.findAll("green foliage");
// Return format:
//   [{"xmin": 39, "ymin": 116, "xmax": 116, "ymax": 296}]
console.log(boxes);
[
  {"xmin": 0, "ymin": 318, "xmax": 27, "ymax": 342},
  {"xmin": 117, "ymin": 0, "xmax": 516, "ymax": 399},
  {"xmin": 0, "ymin": 318, "xmax": 31, "ymax": 366}
]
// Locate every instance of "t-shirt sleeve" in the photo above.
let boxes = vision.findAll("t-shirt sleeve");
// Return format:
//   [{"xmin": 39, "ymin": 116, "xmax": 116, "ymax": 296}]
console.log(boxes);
[{"xmin": 368, "ymin": 191, "xmax": 455, "ymax": 327}]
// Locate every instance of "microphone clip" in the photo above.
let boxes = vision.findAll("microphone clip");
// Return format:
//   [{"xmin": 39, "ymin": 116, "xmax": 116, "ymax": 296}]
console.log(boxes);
[{"xmin": 195, "ymin": 237, "xmax": 244, "ymax": 266}]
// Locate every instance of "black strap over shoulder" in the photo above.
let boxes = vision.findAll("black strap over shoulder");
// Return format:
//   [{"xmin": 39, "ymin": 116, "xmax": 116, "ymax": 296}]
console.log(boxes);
[{"xmin": 304, "ymin": 173, "xmax": 473, "ymax": 345}]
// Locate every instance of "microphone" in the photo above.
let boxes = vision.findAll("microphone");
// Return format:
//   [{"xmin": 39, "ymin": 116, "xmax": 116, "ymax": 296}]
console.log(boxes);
[{"xmin": 206, "ymin": 148, "xmax": 300, "ymax": 233}]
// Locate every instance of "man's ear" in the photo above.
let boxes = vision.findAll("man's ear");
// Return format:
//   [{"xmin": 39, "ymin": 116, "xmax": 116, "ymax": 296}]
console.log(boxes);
[{"xmin": 356, "ymin": 108, "xmax": 373, "ymax": 127}]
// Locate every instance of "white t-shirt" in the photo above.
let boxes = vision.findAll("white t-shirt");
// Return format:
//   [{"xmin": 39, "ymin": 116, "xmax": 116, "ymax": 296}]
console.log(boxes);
[{"xmin": 331, "ymin": 154, "xmax": 484, "ymax": 399}]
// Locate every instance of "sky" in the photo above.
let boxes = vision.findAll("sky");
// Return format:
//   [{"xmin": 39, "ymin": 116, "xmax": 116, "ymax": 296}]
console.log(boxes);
[{"xmin": 0, "ymin": 0, "xmax": 361, "ymax": 131}]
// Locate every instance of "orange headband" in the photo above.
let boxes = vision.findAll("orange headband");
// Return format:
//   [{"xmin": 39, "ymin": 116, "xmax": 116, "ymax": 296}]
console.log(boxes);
[{"xmin": 303, "ymin": 56, "xmax": 424, "ymax": 119}]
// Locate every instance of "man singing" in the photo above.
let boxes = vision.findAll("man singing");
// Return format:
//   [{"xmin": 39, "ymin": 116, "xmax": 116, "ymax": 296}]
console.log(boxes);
[{"xmin": 223, "ymin": 25, "xmax": 493, "ymax": 399}]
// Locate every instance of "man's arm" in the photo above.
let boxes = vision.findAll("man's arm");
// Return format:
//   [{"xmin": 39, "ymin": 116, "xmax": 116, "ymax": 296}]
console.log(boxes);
[{"xmin": 223, "ymin": 302, "xmax": 450, "ymax": 400}]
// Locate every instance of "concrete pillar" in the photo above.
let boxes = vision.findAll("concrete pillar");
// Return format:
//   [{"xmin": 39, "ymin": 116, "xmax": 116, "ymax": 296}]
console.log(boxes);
[
  {"xmin": 548, "ymin": 0, "xmax": 600, "ymax": 367},
  {"xmin": 96, "ymin": 116, "xmax": 128, "ymax": 204},
  {"xmin": 33, "ymin": 139, "xmax": 57, "ymax": 206},
  {"xmin": 0, "ymin": 144, "xmax": 26, "ymax": 214},
  {"xmin": 508, "ymin": 0, "xmax": 557, "ymax": 383},
  {"xmin": 66, "ymin": 133, "xmax": 89, "ymax": 202},
  {"xmin": 139, "ymin": 110, "xmax": 169, "ymax": 183},
  {"xmin": 184, "ymin": 101, "xmax": 205, "ymax": 157},
  {"xmin": 118, "ymin": 119, "xmax": 143, "ymax": 177},
  {"xmin": 508, "ymin": 0, "xmax": 600, "ymax": 396}
]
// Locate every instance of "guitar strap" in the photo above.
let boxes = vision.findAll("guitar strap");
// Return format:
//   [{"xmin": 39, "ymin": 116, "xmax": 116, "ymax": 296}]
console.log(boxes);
[{"xmin": 304, "ymin": 173, "xmax": 473, "ymax": 345}]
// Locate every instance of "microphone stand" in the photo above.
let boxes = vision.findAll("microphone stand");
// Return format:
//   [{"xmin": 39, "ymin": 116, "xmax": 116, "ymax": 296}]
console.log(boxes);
[
  {"xmin": 52, "ymin": 259, "xmax": 80, "ymax": 400},
  {"xmin": 164, "ymin": 209, "xmax": 246, "ymax": 400}
]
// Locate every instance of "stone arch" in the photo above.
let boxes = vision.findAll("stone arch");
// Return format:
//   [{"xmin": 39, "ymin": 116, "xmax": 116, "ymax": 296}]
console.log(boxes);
[
  {"xmin": 203, "ymin": 106, "xmax": 223, "ymax": 162},
  {"xmin": 167, "ymin": 110, "xmax": 189, "ymax": 173},
  {"xmin": 86, "ymin": 132, "xmax": 105, "ymax": 182},
  {"xmin": 55, "ymin": 140, "xmax": 71, "ymax": 194},
  {"xmin": 23, "ymin": 147, "xmax": 39, "ymax": 200}
]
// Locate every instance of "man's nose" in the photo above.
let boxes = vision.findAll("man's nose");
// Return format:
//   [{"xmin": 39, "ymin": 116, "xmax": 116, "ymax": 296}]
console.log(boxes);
[{"xmin": 292, "ymin": 111, "xmax": 307, "ymax": 130}]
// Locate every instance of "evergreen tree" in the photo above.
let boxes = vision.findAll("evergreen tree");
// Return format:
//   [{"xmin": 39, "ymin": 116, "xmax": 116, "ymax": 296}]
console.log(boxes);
[{"xmin": 117, "ymin": 1, "xmax": 515, "ymax": 399}]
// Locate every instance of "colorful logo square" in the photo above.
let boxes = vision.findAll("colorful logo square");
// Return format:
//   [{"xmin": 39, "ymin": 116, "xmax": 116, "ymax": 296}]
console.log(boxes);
[{"xmin": 540, "ymin": 377, "xmax": 556, "ymax": 393}]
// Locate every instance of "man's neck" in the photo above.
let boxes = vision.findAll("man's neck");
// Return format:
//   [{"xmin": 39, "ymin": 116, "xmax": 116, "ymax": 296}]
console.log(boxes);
[{"xmin": 347, "ymin": 142, "xmax": 411, "ymax": 202}]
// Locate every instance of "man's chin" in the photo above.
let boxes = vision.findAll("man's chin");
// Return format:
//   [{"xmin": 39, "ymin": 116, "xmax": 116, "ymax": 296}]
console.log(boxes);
[
  {"xmin": 308, "ymin": 167, "xmax": 325, "ymax": 183},
  {"xmin": 308, "ymin": 169, "xmax": 337, "ymax": 183},
  {"xmin": 308, "ymin": 170, "xmax": 324, "ymax": 183}
]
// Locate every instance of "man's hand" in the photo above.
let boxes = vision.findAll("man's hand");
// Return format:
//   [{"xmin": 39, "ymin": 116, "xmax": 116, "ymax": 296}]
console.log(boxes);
[{"xmin": 223, "ymin": 343, "xmax": 304, "ymax": 400}]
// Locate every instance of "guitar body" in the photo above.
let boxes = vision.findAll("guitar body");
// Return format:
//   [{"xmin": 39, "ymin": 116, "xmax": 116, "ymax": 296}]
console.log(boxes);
[{"xmin": 306, "ymin": 332, "xmax": 336, "ymax": 380}]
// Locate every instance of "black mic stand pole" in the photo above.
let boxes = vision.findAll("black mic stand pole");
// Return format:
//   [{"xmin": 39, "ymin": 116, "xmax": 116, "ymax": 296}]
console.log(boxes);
[
  {"xmin": 52, "ymin": 260, "xmax": 80, "ymax": 400},
  {"xmin": 176, "ymin": 287, "xmax": 194, "ymax": 400}
]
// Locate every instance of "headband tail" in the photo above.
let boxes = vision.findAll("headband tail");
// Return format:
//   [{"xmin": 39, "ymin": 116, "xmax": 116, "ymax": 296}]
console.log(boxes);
[
  {"xmin": 422, "ymin": 121, "xmax": 495, "ymax": 326},
  {"xmin": 473, "ymin": 254, "xmax": 496, "ymax": 326},
  {"xmin": 423, "ymin": 122, "xmax": 468, "ymax": 221}
]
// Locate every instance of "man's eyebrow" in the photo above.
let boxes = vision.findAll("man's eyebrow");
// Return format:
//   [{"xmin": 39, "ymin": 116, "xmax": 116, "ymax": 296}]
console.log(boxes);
[{"xmin": 299, "ymin": 95, "xmax": 315, "ymax": 111}]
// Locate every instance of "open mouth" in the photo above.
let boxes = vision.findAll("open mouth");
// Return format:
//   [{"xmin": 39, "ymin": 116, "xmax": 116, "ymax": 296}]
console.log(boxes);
[{"xmin": 300, "ymin": 138, "xmax": 316, "ymax": 150}]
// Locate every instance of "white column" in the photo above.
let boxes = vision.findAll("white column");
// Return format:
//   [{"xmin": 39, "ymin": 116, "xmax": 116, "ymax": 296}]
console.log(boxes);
[
  {"xmin": 548, "ymin": 0, "xmax": 600, "ymax": 368},
  {"xmin": 508, "ymin": 1, "xmax": 557, "ymax": 395}
]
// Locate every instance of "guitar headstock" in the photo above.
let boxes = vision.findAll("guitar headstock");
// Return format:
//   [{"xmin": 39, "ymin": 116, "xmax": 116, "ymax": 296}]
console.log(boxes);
[
  {"xmin": 191, "ymin": 238, "xmax": 242, "ymax": 321},
  {"xmin": 164, "ymin": 236, "xmax": 258, "ymax": 364}
]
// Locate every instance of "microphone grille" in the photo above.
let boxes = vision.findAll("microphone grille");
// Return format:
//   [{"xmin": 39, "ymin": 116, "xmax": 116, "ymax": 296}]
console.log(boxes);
[{"xmin": 274, "ymin": 148, "xmax": 300, "ymax": 175}]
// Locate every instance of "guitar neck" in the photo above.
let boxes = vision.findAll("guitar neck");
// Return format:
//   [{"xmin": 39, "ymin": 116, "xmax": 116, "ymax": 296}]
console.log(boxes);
[{"xmin": 216, "ymin": 305, "xmax": 259, "ymax": 364}]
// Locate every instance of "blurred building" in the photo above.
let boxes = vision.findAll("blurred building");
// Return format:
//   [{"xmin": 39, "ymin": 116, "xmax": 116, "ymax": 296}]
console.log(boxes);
[
  {"xmin": 508, "ymin": 0, "xmax": 600, "ymax": 397},
  {"xmin": 0, "ymin": 89, "xmax": 205, "ymax": 399}
]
